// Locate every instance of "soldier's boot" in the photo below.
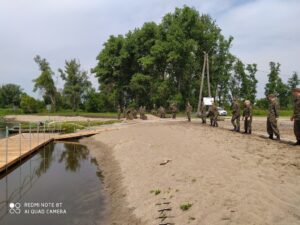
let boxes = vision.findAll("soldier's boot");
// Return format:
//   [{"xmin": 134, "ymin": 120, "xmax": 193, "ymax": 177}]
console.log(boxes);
[
  {"xmin": 293, "ymin": 140, "xmax": 300, "ymax": 145},
  {"xmin": 236, "ymin": 126, "xmax": 240, "ymax": 132},
  {"xmin": 233, "ymin": 125, "xmax": 236, "ymax": 131},
  {"xmin": 249, "ymin": 129, "xmax": 252, "ymax": 134},
  {"xmin": 276, "ymin": 135, "xmax": 280, "ymax": 140},
  {"xmin": 269, "ymin": 134, "xmax": 274, "ymax": 140}
]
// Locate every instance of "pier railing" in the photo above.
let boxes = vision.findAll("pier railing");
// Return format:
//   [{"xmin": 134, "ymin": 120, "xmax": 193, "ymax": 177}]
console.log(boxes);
[{"xmin": 0, "ymin": 119, "xmax": 98, "ymax": 172}]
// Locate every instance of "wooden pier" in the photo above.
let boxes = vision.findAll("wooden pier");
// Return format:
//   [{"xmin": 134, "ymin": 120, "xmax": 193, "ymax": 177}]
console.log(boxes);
[{"xmin": 0, "ymin": 130, "xmax": 100, "ymax": 173}]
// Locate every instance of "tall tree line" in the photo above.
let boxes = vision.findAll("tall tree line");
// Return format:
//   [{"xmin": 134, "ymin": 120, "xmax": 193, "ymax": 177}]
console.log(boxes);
[
  {"xmin": 1, "ymin": 6, "xmax": 298, "ymax": 113},
  {"xmin": 93, "ymin": 6, "xmax": 258, "ymax": 110}
]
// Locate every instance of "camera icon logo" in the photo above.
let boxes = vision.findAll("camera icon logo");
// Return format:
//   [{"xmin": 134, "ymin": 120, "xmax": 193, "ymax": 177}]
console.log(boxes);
[{"xmin": 9, "ymin": 203, "xmax": 21, "ymax": 214}]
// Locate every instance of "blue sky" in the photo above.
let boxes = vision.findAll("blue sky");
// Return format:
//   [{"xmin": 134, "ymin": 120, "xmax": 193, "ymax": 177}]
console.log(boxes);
[{"xmin": 0, "ymin": 0, "xmax": 299, "ymax": 98}]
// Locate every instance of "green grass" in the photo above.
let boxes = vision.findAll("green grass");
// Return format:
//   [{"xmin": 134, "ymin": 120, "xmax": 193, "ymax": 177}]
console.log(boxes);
[
  {"xmin": 0, "ymin": 108, "xmax": 24, "ymax": 116},
  {"xmin": 150, "ymin": 189, "xmax": 161, "ymax": 195},
  {"xmin": 252, "ymin": 109, "xmax": 293, "ymax": 117},
  {"xmin": 0, "ymin": 108, "xmax": 118, "ymax": 118},
  {"xmin": 180, "ymin": 202, "xmax": 193, "ymax": 211},
  {"xmin": 47, "ymin": 120, "xmax": 120, "ymax": 133}
]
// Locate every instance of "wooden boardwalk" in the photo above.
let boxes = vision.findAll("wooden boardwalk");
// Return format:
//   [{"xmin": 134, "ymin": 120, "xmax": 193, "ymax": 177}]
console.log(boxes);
[{"xmin": 0, "ymin": 130, "xmax": 100, "ymax": 173}]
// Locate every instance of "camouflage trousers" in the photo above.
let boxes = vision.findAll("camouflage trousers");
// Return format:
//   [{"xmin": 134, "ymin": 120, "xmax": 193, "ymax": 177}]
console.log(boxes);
[
  {"xmin": 202, "ymin": 116, "xmax": 206, "ymax": 124},
  {"xmin": 231, "ymin": 114, "xmax": 240, "ymax": 130},
  {"xmin": 244, "ymin": 117, "xmax": 252, "ymax": 134},
  {"xmin": 187, "ymin": 112, "xmax": 191, "ymax": 122},
  {"xmin": 210, "ymin": 116, "xmax": 218, "ymax": 127},
  {"xmin": 172, "ymin": 113, "xmax": 176, "ymax": 119},
  {"xmin": 267, "ymin": 117, "xmax": 280, "ymax": 137},
  {"xmin": 294, "ymin": 120, "xmax": 300, "ymax": 141}
]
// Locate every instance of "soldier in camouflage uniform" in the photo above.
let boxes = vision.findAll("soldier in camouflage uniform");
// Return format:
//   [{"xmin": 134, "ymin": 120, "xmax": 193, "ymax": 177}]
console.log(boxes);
[
  {"xmin": 139, "ymin": 106, "xmax": 147, "ymax": 120},
  {"xmin": 125, "ymin": 108, "xmax": 134, "ymax": 120},
  {"xmin": 231, "ymin": 98, "xmax": 240, "ymax": 132},
  {"xmin": 208, "ymin": 103, "xmax": 218, "ymax": 127},
  {"xmin": 133, "ymin": 108, "xmax": 138, "ymax": 119},
  {"xmin": 170, "ymin": 103, "xmax": 178, "ymax": 119},
  {"xmin": 158, "ymin": 106, "xmax": 166, "ymax": 118},
  {"xmin": 200, "ymin": 100, "xmax": 206, "ymax": 124},
  {"xmin": 186, "ymin": 102, "xmax": 193, "ymax": 122},
  {"xmin": 267, "ymin": 94, "xmax": 280, "ymax": 140},
  {"xmin": 291, "ymin": 88, "xmax": 300, "ymax": 145},
  {"xmin": 117, "ymin": 105, "xmax": 121, "ymax": 120},
  {"xmin": 151, "ymin": 104, "xmax": 157, "ymax": 116},
  {"xmin": 123, "ymin": 106, "xmax": 126, "ymax": 118},
  {"xmin": 242, "ymin": 100, "xmax": 252, "ymax": 134}
]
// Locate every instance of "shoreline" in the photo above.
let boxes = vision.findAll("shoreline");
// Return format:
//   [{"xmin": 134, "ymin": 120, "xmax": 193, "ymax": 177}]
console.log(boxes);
[
  {"xmin": 80, "ymin": 121, "xmax": 300, "ymax": 225},
  {"xmin": 80, "ymin": 137, "xmax": 142, "ymax": 225}
]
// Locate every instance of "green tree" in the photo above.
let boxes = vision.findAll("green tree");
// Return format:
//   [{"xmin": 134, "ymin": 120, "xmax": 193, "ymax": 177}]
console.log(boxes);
[
  {"xmin": 20, "ymin": 94, "xmax": 43, "ymax": 113},
  {"xmin": 265, "ymin": 62, "xmax": 289, "ymax": 108},
  {"xmin": 33, "ymin": 55, "xmax": 57, "ymax": 111},
  {"xmin": 93, "ymin": 6, "xmax": 235, "ymax": 110},
  {"xmin": 59, "ymin": 59, "xmax": 91, "ymax": 111},
  {"xmin": 0, "ymin": 83, "xmax": 23, "ymax": 108},
  {"xmin": 288, "ymin": 72, "xmax": 300, "ymax": 89},
  {"xmin": 229, "ymin": 60, "xmax": 258, "ymax": 103}
]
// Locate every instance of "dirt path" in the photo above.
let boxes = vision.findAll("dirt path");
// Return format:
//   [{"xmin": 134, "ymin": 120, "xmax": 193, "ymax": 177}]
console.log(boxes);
[{"xmin": 84, "ymin": 120, "xmax": 300, "ymax": 225}]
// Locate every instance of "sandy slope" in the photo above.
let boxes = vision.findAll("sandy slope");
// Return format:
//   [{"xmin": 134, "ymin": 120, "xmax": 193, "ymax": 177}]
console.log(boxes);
[{"xmin": 85, "ymin": 120, "xmax": 300, "ymax": 225}]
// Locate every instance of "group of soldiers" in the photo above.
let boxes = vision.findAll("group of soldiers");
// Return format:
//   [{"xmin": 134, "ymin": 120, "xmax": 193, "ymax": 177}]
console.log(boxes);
[
  {"xmin": 117, "ymin": 105, "xmax": 147, "ymax": 120},
  {"xmin": 230, "ymin": 88, "xmax": 300, "ymax": 145},
  {"xmin": 116, "ymin": 88, "xmax": 300, "ymax": 145},
  {"xmin": 189, "ymin": 101, "xmax": 219, "ymax": 127}
]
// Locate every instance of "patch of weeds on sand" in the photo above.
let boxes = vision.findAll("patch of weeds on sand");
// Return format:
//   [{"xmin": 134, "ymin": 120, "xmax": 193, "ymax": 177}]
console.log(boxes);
[
  {"xmin": 175, "ymin": 189, "xmax": 180, "ymax": 192},
  {"xmin": 191, "ymin": 178, "xmax": 196, "ymax": 183},
  {"xmin": 150, "ymin": 189, "xmax": 161, "ymax": 195},
  {"xmin": 180, "ymin": 202, "xmax": 192, "ymax": 211}
]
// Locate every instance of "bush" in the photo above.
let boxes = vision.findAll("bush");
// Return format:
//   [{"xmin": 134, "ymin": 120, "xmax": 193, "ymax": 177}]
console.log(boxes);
[{"xmin": 20, "ymin": 94, "xmax": 44, "ymax": 113}]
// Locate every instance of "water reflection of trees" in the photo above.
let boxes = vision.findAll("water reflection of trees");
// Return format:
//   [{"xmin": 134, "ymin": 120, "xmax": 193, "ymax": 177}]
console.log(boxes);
[
  {"xmin": 58, "ymin": 143, "xmax": 89, "ymax": 172},
  {"xmin": 33, "ymin": 142, "xmax": 101, "ymax": 178},
  {"xmin": 35, "ymin": 143, "xmax": 55, "ymax": 177}
]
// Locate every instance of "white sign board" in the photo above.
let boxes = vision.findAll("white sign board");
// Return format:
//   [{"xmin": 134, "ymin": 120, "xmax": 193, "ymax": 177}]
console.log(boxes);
[{"xmin": 203, "ymin": 97, "xmax": 214, "ymax": 106}]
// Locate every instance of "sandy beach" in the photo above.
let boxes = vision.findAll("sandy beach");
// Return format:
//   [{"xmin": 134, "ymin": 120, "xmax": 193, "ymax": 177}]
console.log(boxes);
[{"xmin": 80, "ymin": 117, "xmax": 300, "ymax": 225}]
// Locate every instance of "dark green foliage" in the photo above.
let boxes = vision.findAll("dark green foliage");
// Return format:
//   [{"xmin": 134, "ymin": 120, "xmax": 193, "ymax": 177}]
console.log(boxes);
[
  {"xmin": 265, "ymin": 62, "xmax": 289, "ymax": 108},
  {"xmin": 93, "ymin": 6, "xmax": 241, "ymax": 110},
  {"xmin": 0, "ymin": 83, "xmax": 23, "ymax": 108},
  {"xmin": 84, "ymin": 89, "xmax": 114, "ymax": 112},
  {"xmin": 255, "ymin": 98, "xmax": 268, "ymax": 109},
  {"xmin": 33, "ymin": 55, "xmax": 57, "ymax": 111},
  {"xmin": 59, "ymin": 59, "xmax": 92, "ymax": 111},
  {"xmin": 287, "ymin": 72, "xmax": 300, "ymax": 89},
  {"xmin": 20, "ymin": 94, "xmax": 44, "ymax": 113},
  {"xmin": 229, "ymin": 60, "xmax": 258, "ymax": 103}
]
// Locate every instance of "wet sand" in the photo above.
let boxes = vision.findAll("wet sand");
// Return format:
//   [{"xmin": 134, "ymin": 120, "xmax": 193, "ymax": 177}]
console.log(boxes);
[{"xmin": 82, "ymin": 119, "xmax": 300, "ymax": 225}]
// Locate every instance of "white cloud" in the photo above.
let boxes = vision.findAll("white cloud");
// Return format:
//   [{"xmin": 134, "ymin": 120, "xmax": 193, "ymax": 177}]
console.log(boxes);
[{"xmin": 217, "ymin": 0, "xmax": 300, "ymax": 96}]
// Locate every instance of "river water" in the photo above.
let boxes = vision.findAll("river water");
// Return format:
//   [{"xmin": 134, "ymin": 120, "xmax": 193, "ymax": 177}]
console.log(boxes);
[{"xmin": 0, "ymin": 142, "xmax": 106, "ymax": 225}]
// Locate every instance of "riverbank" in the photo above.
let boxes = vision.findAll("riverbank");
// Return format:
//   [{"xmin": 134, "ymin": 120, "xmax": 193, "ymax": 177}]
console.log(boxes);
[
  {"xmin": 82, "ymin": 120, "xmax": 300, "ymax": 225},
  {"xmin": 80, "ymin": 138, "xmax": 142, "ymax": 225}
]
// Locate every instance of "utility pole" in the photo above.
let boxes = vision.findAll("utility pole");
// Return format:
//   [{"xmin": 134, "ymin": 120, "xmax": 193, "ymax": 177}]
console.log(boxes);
[{"xmin": 197, "ymin": 52, "xmax": 211, "ymax": 115}]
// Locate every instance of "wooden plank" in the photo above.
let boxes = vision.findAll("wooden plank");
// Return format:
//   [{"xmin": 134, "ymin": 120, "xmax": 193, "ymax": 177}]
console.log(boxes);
[{"xmin": 0, "ymin": 130, "xmax": 101, "ymax": 173}]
